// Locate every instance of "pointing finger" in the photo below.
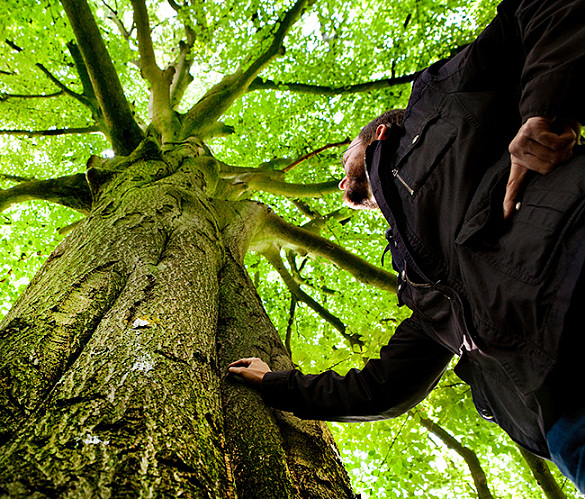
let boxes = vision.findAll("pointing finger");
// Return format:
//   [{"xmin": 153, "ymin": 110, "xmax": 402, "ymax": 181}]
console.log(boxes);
[{"xmin": 503, "ymin": 163, "xmax": 528, "ymax": 219}]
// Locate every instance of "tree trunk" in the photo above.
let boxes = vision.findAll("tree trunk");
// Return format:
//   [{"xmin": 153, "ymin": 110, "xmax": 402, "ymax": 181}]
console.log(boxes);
[{"xmin": 0, "ymin": 143, "xmax": 354, "ymax": 498}]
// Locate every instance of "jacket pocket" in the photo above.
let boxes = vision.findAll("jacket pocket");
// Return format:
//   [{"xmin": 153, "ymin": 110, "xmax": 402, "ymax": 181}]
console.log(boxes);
[
  {"xmin": 455, "ymin": 149, "xmax": 585, "ymax": 284},
  {"xmin": 395, "ymin": 113, "xmax": 458, "ymax": 196},
  {"xmin": 399, "ymin": 264, "xmax": 451, "ymax": 324}
]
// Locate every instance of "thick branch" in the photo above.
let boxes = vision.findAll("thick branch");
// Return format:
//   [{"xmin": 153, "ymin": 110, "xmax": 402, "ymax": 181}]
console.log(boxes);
[
  {"xmin": 169, "ymin": 10, "xmax": 196, "ymax": 110},
  {"xmin": 0, "ymin": 126, "xmax": 101, "ymax": 137},
  {"xmin": 170, "ymin": 39, "xmax": 195, "ymax": 109},
  {"xmin": 60, "ymin": 0, "xmax": 144, "ymax": 155},
  {"xmin": 517, "ymin": 446, "xmax": 568, "ymax": 499},
  {"xmin": 418, "ymin": 416, "xmax": 495, "ymax": 499},
  {"xmin": 252, "ymin": 209, "xmax": 397, "ymax": 293},
  {"xmin": 130, "ymin": 0, "xmax": 178, "ymax": 138},
  {"xmin": 248, "ymin": 177, "xmax": 340, "ymax": 198},
  {"xmin": 219, "ymin": 163, "xmax": 341, "ymax": 198},
  {"xmin": 0, "ymin": 174, "xmax": 35, "ymax": 183},
  {"xmin": 67, "ymin": 42, "xmax": 101, "ymax": 115},
  {"xmin": 241, "ymin": 0, "xmax": 309, "ymax": 84},
  {"xmin": 181, "ymin": 0, "xmax": 309, "ymax": 137},
  {"xmin": 130, "ymin": 0, "xmax": 162, "ymax": 83},
  {"xmin": 0, "ymin": 173, "xmax": 92, "ymax": 214},
  {"xmin": 248, "ymin": 73, "xmax": 417, "ymax": 95}
]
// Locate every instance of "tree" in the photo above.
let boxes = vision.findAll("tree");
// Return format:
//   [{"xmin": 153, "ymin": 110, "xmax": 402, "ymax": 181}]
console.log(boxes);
[{"xmin": 0, "ymin": 0, "xmax": 579, "ymax": 497}]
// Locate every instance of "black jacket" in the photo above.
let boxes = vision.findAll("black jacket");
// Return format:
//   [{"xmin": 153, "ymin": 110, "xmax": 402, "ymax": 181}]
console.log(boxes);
[{"xmin": 261, "ymin": 0, "xmax": 585, "ymax": 458}]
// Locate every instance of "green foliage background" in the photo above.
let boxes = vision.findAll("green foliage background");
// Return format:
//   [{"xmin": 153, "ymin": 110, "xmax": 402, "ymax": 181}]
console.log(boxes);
[{"xmin": 0, "ymin": 0, "xmax": 578, "ymax": 497}]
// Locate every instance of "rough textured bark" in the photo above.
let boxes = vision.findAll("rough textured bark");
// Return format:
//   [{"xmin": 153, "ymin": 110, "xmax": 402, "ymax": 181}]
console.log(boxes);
[{"xmin": 0, "ymin": 142, "xmax": 355, "ymax": 497}]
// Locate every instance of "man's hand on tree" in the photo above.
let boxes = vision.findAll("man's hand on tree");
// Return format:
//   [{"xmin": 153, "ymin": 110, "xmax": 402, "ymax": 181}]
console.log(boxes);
[
  {"xmin": 503, "ymin": 117, "xmax": 582, "ymax": 219},
  {"xmin": 228, "ymin": 357, "xmax": 271, "ymax": 387}
]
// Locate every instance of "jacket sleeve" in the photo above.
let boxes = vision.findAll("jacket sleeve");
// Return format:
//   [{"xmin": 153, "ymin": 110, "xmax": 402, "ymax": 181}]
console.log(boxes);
[
  {"xmin": 259, "ymin": 315, "xmax": 453, "ymax": 422},
  {"xmin": 514, "ymin": 0, "xmax": 585, "ymax": 123}
]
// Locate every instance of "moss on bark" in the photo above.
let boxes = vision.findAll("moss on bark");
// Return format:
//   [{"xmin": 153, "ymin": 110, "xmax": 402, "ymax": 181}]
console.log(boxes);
[{"xmin": 0, "ymin": 142, "xmax": 354, "ymax": 498}]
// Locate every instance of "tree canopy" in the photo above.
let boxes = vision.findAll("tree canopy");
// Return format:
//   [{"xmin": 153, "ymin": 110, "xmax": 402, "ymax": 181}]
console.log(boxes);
[{"xmin": 0, "ymin": 0, "xmax": 580, "ymax": 497}]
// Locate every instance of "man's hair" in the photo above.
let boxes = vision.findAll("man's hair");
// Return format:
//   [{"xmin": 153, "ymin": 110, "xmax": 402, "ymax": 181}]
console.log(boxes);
[{"xmin": 358, "ymin": 109, "xmax": 405, "ymax": 144}]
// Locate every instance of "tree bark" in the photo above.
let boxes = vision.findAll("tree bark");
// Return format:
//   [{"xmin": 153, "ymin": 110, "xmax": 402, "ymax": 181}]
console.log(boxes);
[{"xmin": 0, "ymin": 143, "xmax": 354, "ymax": 497}]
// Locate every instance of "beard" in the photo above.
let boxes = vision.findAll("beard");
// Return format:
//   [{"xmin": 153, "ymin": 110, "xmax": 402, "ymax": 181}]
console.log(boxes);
[{"xmin": 343, "ymin": 177, "xmax": 378, "ymax": 210}]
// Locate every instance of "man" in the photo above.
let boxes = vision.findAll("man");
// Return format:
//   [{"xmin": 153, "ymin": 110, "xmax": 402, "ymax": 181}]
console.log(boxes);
[{"xmin": 230, "ymin": 0, "xmax": 585, "ymax": 491}]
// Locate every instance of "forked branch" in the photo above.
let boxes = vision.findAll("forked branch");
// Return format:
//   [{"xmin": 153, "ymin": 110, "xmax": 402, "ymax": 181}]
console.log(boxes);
[
  {"xmin": 4, "ymin": 40, "xmax": 95, "ymax": 111},
  {"xmin": 130, "ymin": 0, "xmax": 182, "ymax": 138},
  {"xmin": 251, "ymin": 208, "xmax": 397, "ymax": 292},
  {"xmin": 418, "ymin": 416, "xmax": 495, "ymax": 499},
  {"xmin": 181, "ymin": 0, "xmax": 310, "ymax": 137},
  {"xmin": 263, "ymin": 246, "xmax": 363, "ymax": 348},
  {"xmin": 219, "ymin": 164, "xmax": 341, "ymax": 199}
]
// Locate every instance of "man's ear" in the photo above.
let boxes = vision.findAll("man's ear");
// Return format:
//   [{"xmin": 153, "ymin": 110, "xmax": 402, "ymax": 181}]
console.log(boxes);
[{"xmin": 376, "ymin": 124, "xmax": 389, "ymax": 140}]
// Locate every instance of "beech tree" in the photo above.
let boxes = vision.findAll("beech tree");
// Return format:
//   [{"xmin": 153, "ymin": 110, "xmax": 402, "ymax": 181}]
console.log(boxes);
[{"xmin": 0, "ymin": 0, "xmax": 579, "ymax": 497}]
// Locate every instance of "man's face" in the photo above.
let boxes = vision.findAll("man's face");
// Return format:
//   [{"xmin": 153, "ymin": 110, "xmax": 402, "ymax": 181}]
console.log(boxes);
[{"xmin": 339, "ymin": 136, "xmax": 378, "ymax": 209}]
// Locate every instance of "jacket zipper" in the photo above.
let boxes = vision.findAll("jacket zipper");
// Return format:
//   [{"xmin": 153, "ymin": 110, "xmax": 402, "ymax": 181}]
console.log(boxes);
[{"xmin": 392, "ymin": 168, "xmax": 414, "ymax": 196}]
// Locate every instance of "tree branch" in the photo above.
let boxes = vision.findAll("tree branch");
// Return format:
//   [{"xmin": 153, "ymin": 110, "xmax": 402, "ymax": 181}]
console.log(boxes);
[
  {"xmin": 219, "ymin": 162, "xmax": 341, "ymax": 198},
  {"xmin": 283, "ymin": 139, "xmax": 350, "ymax": 173},
  {"xmin": 0, "ymin": 126, "xmax": 101, "ymax": 137},
  {"xmin": 286, "ymin": 251, "xmax": 337, "ymax": 295},
  {"xmin": 181, "ymin": 0, "xmax": 310, "ymax": 137},
  {"xmin": 169, "ymin": 40, "xmax": 195, "ymax": 110},
  {"xmin": 301, "ymin": 208, "xmax": 352, "ymax": 233},
  {"xmin": 263, "ymin": 246, "xmax": 363, "ymax": 349},
  {"xmin": 251, "ymin": 208, "xmax": 397, "ymax": 293},
  {"xmin": 418, "ymin": 416, "xmax": 495, "ymax": 499},
  {"xmin": 0, "ymin": 91, "xmax": 65, "ymax": 101},
  {"xmin": 247, "ymin": 176, "xmax": 340, "ymax": 198},
  {"xmin": 169, "ymin": 10, "xmax": 196, "ymax": 110},
  {"xmin": 248, "ymin": 73, "xmax": 417, "ymax": 95},
  {"xmin": 285, "ymin": 295, "xmax": 297, "ymax": 356},
  {"xmin": 102, "ymin": 0, "xmax": 133, "ymax": 39},
  {"xmin": 0, "ymin": 173, "xmax": 92, "ymax": 214},
  {"xmin": 517, "ymin": 445, "xmax": 569, "ymax": 499},
  {"xmin": 60, "ymin": 0, "xmax": 144, "ymax": 155},
  {"xmin": 4, "ymin": 40, "xmax": 94, "ymax": 110},
  {"xmin": 130, "ymin": 0, "xmax": 179, "ymax": 139},
  {"xmin": 0, "ymin": 174, "xmax": 35, "ymax": 183},
  {"xmin": 130, "ymin": 0, "xmax": 162, "ymax": 83}
]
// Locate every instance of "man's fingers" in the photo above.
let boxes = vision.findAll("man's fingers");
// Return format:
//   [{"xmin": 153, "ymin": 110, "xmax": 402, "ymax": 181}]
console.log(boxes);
[
  {"xmin": 228, "ymin": 357, "xmax": 259, "ymax": 368},
  {"xmin": 227, "ymin": 357, "xmax": 271, "ymax": 387},
  {"xmin": 503, "ymin": 163, "xmax": 528, "ymax": 219},
  {"xmin": 509, "ymin": 135, "xmax": 572, "ymax": 174},
  {"xmin": 508, "ymin": 117, "xmax": 580, "ymax": 175}
]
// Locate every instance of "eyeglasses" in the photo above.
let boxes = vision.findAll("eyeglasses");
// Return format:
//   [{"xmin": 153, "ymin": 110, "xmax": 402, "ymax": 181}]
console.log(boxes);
[{"xmin": 339, "ymin": 139, "xmax": 363, "ymax": 166}]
